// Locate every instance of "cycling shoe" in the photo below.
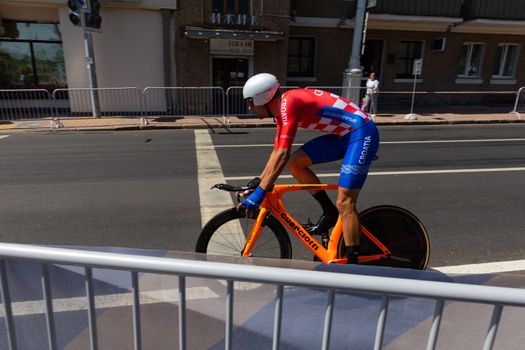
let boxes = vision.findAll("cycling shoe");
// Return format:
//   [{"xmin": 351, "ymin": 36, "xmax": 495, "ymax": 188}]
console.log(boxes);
[{"xmin": 309, "ymin": 212, "xmax": 339, "ymax": 235}]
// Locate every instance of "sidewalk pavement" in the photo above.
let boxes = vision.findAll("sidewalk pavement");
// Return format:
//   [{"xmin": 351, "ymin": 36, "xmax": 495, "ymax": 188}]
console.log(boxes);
[{"xmin": 0, "ymin": 111, "xmax": 523, "ymax": 132}]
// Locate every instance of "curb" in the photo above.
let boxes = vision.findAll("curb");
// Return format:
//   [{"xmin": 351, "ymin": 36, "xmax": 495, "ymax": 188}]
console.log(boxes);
[{"xmin": 1, "ymin": 118, "xmax": 523, "ymax": 133}]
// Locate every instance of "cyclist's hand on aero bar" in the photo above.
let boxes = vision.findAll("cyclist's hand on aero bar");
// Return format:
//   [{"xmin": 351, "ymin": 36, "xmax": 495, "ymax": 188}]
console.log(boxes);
[
  {"xmin": 237, "ymin": 186, "xmax": 266, "ymax": 217},
  {"xmin": 235, "ymin": 176, "xmax": 261, "ymax": 202}
]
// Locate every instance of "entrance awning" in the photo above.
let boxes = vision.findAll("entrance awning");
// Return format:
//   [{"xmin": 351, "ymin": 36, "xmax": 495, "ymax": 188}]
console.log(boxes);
[
  {"xmin": 184, "ymin": 26, "xmax": 284, "ymax": 41},
  {"xmin": 451, "ymin": 19, "xmax": 525, "ymax": 35}
]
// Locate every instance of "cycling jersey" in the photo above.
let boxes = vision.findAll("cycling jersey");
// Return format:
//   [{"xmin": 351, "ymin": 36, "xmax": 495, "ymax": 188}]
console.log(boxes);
[
  {"xmin": 274, "ymin": 88, "xmax": 372, "ymax": 149},
  {"xmin": 274, "ymin": 88, "xmax": 379, "ymax": 189}
]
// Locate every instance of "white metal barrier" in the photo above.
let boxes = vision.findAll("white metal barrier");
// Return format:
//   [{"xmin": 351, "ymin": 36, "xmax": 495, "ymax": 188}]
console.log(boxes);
[
  {"xmin": 52, "ymin": 87, "xmax": 143, "ymax": 118},
  {"xmin": 306, "ymin": 86, "xmax": 366, "ymax": 97},
  {"xmin": 143, "ymin": 87, "xmax": 225, "ymax": 119},
  {"xmin": 0, "ymin": 89, "xmax": 54, "ymax": 120},
  {"xmin": 510, "ymin": 87, "xmax": 524, "ymax": 119},
  {"xmin": 1, "ymin": 243, "xmax": 525, "ymax": 350},
  {"xmin": 1, "ymin": 87, "xmax": 522, "ymax": 123},
  {"xmin": 225, "ymin": 86, "xmax": 300, "ymax": 118}
]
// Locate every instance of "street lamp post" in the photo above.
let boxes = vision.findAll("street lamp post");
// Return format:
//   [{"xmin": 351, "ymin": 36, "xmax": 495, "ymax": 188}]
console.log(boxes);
[{"xmin": 342, "ymin": 0, "xmax": 367, "ymax": 103}]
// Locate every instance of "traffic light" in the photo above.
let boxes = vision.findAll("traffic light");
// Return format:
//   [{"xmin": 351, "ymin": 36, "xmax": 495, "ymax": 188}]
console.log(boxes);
[
  {"xmin": 67, "ymin": 0, "xmax": 84, "ymax": 27},
  {"xmin": 85, "ymin": 0, "xmax": 102, "ymax": 30}
]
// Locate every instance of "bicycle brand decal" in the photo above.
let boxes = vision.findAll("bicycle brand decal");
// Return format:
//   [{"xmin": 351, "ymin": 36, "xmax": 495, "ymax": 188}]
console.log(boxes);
[
  {"xmin": 280, "ymin": 213, "xmax": 319, "ymax": 251},
  {"xmin": 301, "ymin": 186, "xmax": 326, "ymax": 191}
]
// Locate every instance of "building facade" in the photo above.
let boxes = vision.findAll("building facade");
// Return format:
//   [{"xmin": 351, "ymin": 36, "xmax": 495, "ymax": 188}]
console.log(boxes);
[
  {"xmin": 289, "ymin": 0, "xmax": 525, "ymax": 97},
  {"xmin": 0, "ymin": 0, "xmax": 524, "ymax": 99}
]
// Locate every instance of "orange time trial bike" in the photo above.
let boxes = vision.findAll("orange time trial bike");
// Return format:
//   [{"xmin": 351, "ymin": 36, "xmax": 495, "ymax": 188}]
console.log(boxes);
[{"xmin": 195, "ymin": 183, "xmax": 430, "ymax": 269}]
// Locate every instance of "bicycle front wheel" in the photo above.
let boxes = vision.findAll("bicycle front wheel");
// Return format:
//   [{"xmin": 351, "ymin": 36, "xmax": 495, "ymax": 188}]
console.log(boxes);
[
  {"xmin": 195, "ymin": 208, "xmax": 292, "ymax": 259},
  {"xmin": 338, "ymin": 205, "xmax": 430, "ymax": 269}
]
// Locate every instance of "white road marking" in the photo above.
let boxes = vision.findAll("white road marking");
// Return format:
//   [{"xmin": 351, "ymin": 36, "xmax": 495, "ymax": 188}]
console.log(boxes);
[
  {"xmin": 224, "ymin": 167, "xmax": 525, "ymax": 181},
  {"xmin": 433, "ymin": 260, "xmax": 525, "ymax": 275},
  {"xmin": 0, "ymin": 287, "xmax": 220, "ymax": 317},
  {"xmin": 195, "ymin": 130, "xmax": 236, "ymax": 227},
  {"xmin": 195, "ymin": 130, "xmax": 249, "ymax": 259},
  {"xmin": 213, "ymin": 138, "xmax": 525, "ymax": 148},
  {"xmin": 0, "ymin": 135, "xmax": 10, "ymax": 140}
]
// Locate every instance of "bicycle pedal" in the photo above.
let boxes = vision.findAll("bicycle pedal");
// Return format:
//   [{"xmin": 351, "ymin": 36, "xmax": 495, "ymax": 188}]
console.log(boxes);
[{"xmin": 303, "ymin": 222, "xmax": 324, "ymax": 235}]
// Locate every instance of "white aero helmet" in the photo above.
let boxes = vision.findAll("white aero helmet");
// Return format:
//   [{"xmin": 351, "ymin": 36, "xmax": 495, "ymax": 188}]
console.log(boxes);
[{"xmin": 242, "ymin": 73, "xmax": 280, "ymax": 106}]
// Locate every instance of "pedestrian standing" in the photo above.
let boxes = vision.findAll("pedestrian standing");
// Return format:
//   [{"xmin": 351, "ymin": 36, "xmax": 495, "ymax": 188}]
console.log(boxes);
[{"xmin": 361, "ymin": 72, "xmax": 379, "ymax": 117}]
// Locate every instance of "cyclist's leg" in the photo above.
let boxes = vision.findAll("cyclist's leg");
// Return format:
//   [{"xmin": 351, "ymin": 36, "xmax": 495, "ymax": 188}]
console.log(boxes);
[
  {"xmin": 288, "ymin": 134, "xmax": 344, "ymax": 186},
  {"xmin": 336, "ymin": 187, "xmax": 361, "ymax": 262},
  {"xmin": 288, "ymin": 134, "xmax": 345, "ymax": 232},
  {"xmin": 338, "ymin": 122, "xmax": 380, "ymax": 263}
]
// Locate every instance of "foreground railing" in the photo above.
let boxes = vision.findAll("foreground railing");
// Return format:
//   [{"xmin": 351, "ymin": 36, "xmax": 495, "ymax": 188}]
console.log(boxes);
[{"xmin": 1, "ymin": 243, "xmax": 525, "ymax": 350}]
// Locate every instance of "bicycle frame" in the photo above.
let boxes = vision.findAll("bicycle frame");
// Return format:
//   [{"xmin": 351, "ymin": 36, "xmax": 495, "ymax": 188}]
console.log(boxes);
[{"xmin": 242, "ymin": 184, "xmax": 392, "ymax": 264}]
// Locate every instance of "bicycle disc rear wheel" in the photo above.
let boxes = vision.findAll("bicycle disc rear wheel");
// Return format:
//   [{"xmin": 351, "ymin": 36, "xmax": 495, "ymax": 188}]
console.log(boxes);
[
  {"xmin": 339, "ymin": 205, "xmax": 430, "ymax": 269},
  {"xmin": 195, "ymin": 208, "xmax": 292, "ymax": 259}
]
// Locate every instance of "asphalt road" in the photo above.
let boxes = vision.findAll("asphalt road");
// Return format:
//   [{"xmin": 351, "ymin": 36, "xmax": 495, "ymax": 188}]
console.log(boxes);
[{"xmin": 1, "ymin": 124, "xmax": 525, "ymax": 268}]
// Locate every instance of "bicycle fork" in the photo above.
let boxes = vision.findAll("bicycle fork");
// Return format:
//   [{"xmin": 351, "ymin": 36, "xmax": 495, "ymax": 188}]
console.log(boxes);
[{"xmin": 241, "ymin": 208, "xmax": 268, "ymax": 257}]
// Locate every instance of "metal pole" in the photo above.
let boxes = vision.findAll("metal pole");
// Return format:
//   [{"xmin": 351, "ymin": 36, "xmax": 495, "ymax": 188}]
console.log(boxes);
[
  {"xmin": 178, "ymin": 276, "xmax": 187, "ymax": 350},
  {"xmin": 373, "ymin": 295, "xmax": 390, "ymax": 350},
  {"xmin": 272, "ymin": 285, "xmax": 284, "ymax": 350},
  {"xmin": 85, "ymin": 267, "xmax": 99, "ymax": 350},
  {"xmin": 131, "ymin": 271, "xmax": 142, "ymax": 350},
  {"xmin": 405, "ymin": 72, "xmax": 418, "ymax": 120},
  {"xmin": 0, "ymin": 260, "xmax": 17, "ymax": 350},
  {"xmin": 225, "ymin": 280, "xmax": 234, "ymax": 350},
  {"xmin": 321, "ymin": 290, "xmax": 335, "ymax": 350},
  {"xmin": 426, "ymin": 299, "xmax": 445, "ymax": 350},
  {"xmin": 410, "ymin": 72, "xmax": 417, "ymax": 115},
  {"xmin": 342, "ymin": 0, "xmax": 366, "ymax": 101},
  {"xmin": 347, "ymin": 0, "xmax": 366, "ymax": 71},
  {"xmin": 483, "ymin": 305, "xmax": 503, "ymax": 350},
  {"xmin": 84, "ymin": 30, "xmax": 100, "ymax": 118},
  {"xmin": 42, "ymin": 264, "xmax": 57, "ymax": 350}
]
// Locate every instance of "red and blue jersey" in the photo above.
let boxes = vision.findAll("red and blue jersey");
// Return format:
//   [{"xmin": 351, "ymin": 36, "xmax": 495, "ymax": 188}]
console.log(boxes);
[{"xmin": 274, "ymin": 88, "xmax": 372, "ymax": 149}]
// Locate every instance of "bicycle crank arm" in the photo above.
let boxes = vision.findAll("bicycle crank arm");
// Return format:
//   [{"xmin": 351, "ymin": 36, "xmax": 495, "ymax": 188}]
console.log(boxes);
[{"xmin": 388, "ymin": 255, "xmax": 413, "ymax": 263}]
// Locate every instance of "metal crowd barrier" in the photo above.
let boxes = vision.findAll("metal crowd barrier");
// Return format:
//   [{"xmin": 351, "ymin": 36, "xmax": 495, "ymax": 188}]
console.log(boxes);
[
  {"xmin": 0, "ymin": 89, "xmax": 54, "ymax": 120},
  {"xmin": 377, "ymin": 90, "xmax": 518, "ymax": 116},
  {"xmin": 306, "ymin": 86, "xmax": 366, "ymax": 97},
  {"xmin": 510, "ymin": 87, "xmax": 524, "ymax": 119},
  {"xmin": 1, "ymin": 243, "xmax": 525, "ymax": 350},
  {"xmin": 52, "ymin": 87, "xmax": 143, "ymax": 118},
  {"xmin": 143, "ymin": 87, "xmax": 225, "ymax": 119},
  {"xmin": 1, "ymin": 87, "xmax": 523, "ymax": 123},
  {"xmin": 226, "ymin": 86, "xmax": 300, "ymax": 119}
]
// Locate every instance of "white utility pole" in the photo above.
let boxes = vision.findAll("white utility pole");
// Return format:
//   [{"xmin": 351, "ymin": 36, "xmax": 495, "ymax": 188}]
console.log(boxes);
[{"xmin": 342, "ymin": 0, "xmax": 367, "ymax": 103}]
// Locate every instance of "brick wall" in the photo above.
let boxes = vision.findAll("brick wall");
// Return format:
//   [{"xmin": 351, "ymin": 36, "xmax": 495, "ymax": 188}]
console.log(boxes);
[
  {"xmin": 173, "ymin": 0, "xmax": 290, "ymax": 86},
  {"xmin": 289, "ymin": 27, "xmax": 524, "ymax": 94}
]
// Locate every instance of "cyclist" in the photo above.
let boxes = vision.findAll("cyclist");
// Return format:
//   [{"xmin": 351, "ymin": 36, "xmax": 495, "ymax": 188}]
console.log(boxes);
[{"xmin": 238, "ymin": 73, "xmax": 379, "ymax": 264}]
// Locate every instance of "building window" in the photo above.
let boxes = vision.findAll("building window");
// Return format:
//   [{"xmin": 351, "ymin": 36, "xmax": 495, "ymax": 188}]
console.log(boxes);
[
  {"xmin": 211, "ymin": 0, "xmax": 252, "ymax": 26},
  {"xmin": 395, "ymin": 41, "xmax": 423, "ymax": 79},
  {"xmin": 212, "ymin": 0, "xmax": 250, "ymax": 14},
  {"xmin": 0, "ymin": 20, "xmax": 66, "ymax": 89},
  {"xmin": 492, "ymin": 44, "xmax": 519, "ymax": 78},
  {"xmin": 287, "ymin": 38, "xmax": 315, "ymax": 77},
  {"xmin": 457, "ymin": 43, "xmax": 484, "ymax": 77}
]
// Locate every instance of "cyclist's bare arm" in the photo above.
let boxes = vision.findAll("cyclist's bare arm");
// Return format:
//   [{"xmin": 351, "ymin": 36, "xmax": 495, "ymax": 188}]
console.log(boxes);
[
  {"xmin": 237, "ymin": 147, "xmax": 290, "ymax": 216},
  {"xmin": 258, "ymin": 147, "xmax": 291, "ymax": 191}
]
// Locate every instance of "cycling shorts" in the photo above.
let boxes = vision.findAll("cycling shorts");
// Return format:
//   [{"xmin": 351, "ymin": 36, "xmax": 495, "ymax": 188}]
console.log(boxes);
[{"xmin": 300, "ymin": 122, "xmax": 379, "ymax": 189}]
